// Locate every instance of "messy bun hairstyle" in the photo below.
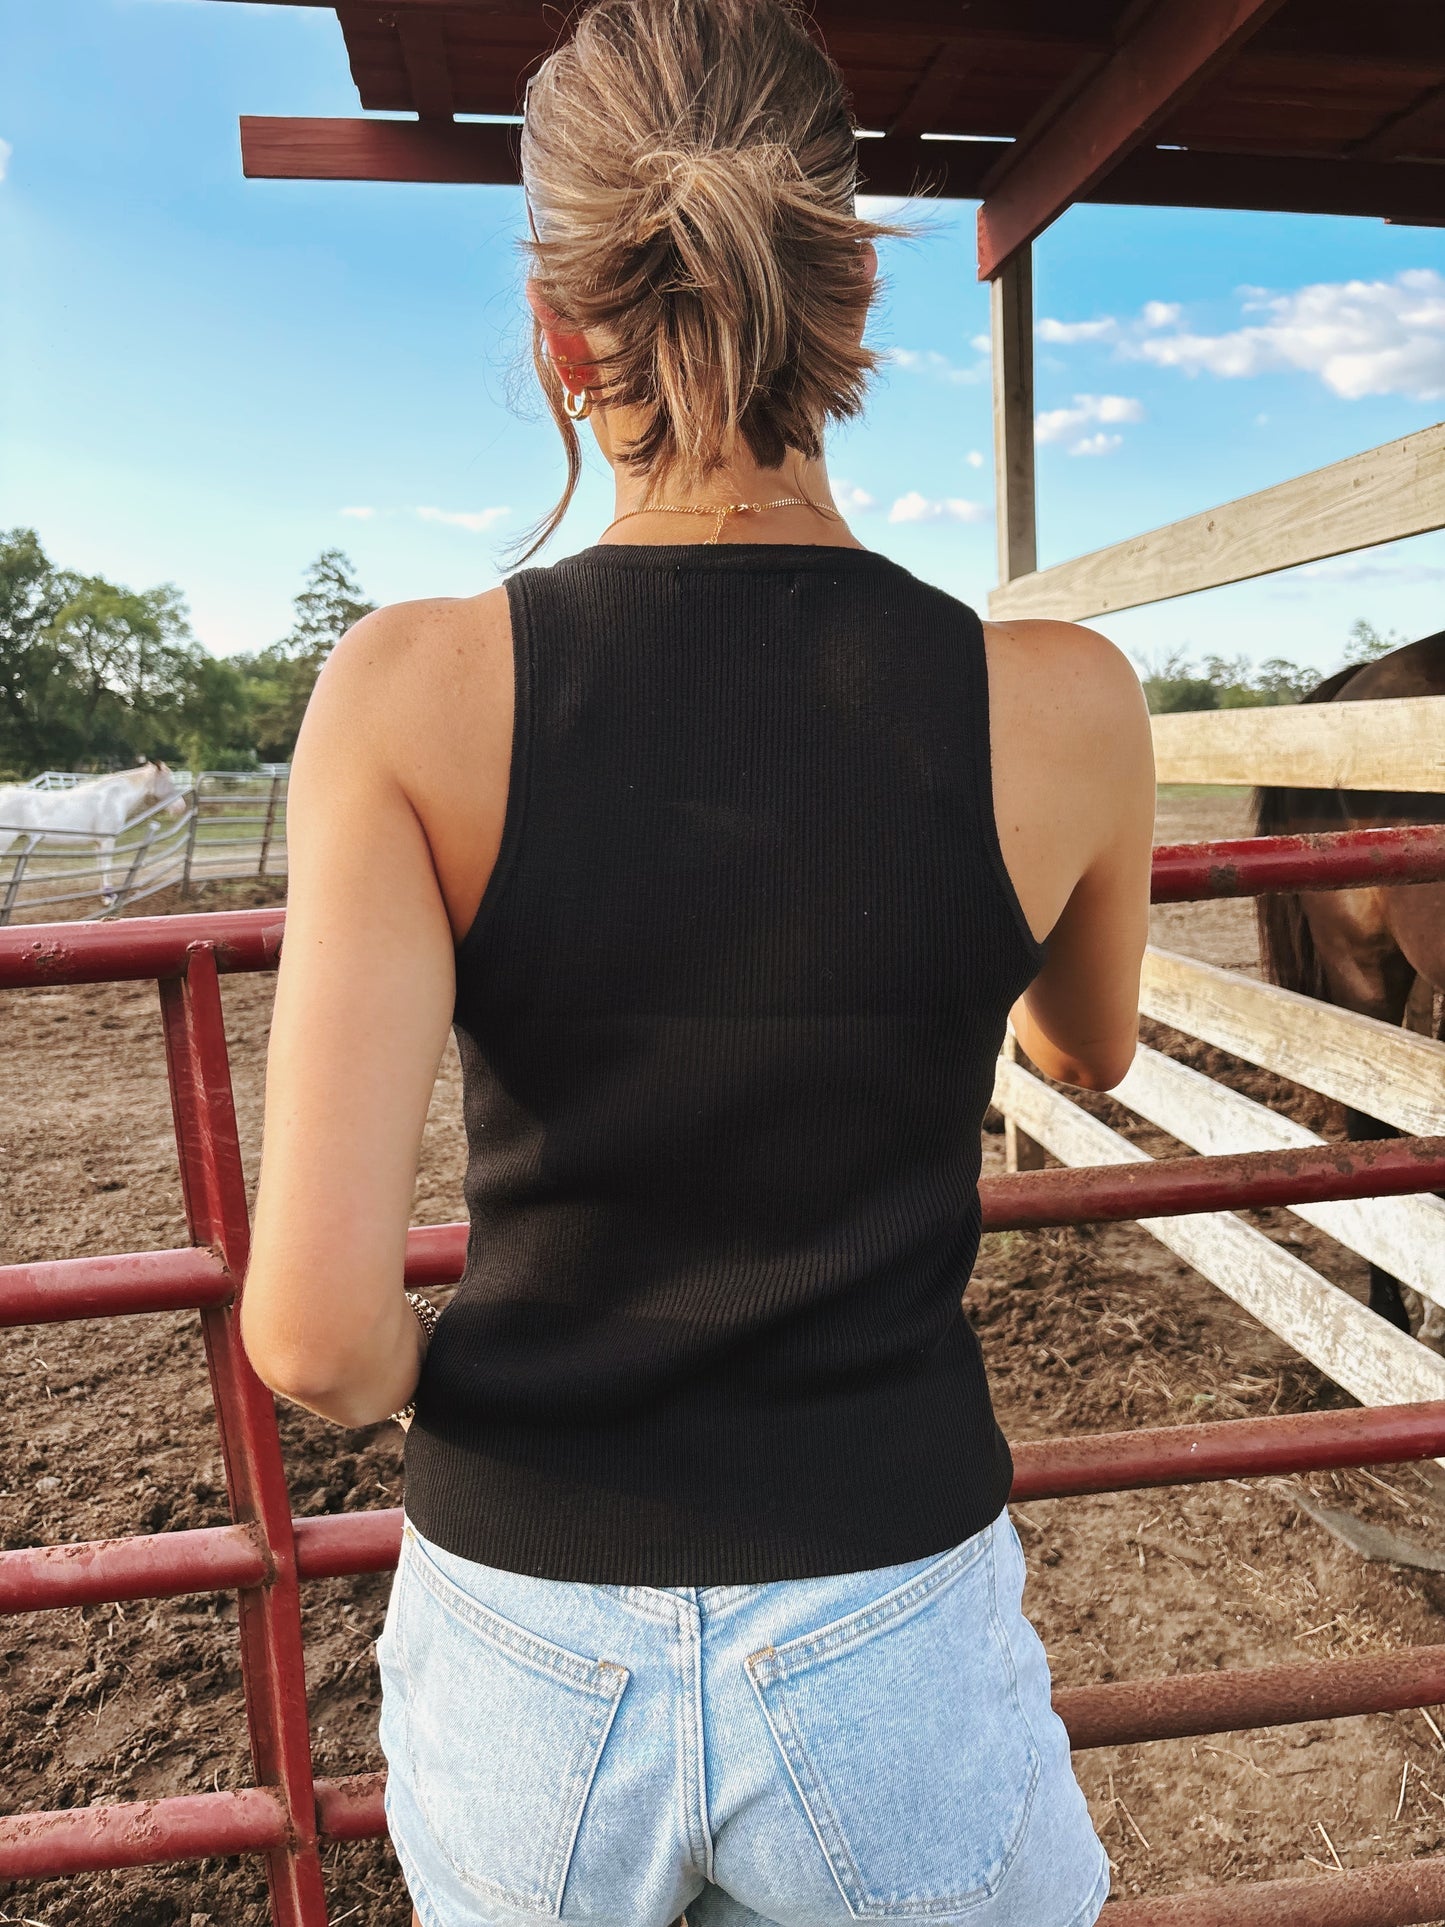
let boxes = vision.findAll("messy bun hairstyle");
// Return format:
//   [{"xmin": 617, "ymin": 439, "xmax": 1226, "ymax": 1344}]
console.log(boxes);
[{"xmin": 517, "ymin": 0, "xmax": 905, "ymax": 555}]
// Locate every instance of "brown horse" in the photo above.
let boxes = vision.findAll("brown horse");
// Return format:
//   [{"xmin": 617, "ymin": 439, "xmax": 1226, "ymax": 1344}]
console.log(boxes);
[{"xmin": 1253, "ymin": 628, "xmax": 1445, "ymax": 1336}]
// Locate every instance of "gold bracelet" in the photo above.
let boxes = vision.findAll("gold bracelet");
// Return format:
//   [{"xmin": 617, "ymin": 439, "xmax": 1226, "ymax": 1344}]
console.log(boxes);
[{"xmin": 387, "ymin": 1290, "xmax": 440, "ymax": 1430}]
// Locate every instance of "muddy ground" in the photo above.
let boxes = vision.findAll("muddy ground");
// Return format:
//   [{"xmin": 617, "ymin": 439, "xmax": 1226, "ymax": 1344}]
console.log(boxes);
[{"xmin": 5, "ymin": 800, "xmax": 1445, "ymax": 1925}]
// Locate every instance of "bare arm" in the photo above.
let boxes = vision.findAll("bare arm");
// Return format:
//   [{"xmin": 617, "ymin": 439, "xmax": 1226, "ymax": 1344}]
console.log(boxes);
[
  {"xmin": 986, "ymin": 620, "xmax": 1155, "ymax": 1092},
  {"xmin": 238, "ymin": 605, "xmax": 459, "ymax": 1427}
]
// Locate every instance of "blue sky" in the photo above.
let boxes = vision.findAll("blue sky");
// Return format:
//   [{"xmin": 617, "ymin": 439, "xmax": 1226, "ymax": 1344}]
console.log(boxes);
[{"xmin": 4, "ymin": 0, "xmax": 1444, "ymax": 676}]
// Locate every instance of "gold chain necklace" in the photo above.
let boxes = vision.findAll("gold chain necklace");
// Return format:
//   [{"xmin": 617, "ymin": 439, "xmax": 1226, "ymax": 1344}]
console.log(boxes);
[{"xmin": 600, "ymin": 496, "xmax": 841, "ymax": 546}]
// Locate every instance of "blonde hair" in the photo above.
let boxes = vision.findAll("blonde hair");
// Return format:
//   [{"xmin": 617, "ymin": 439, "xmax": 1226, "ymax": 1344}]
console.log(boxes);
[{"xmin": 516, "ymin": 0, "xmax": 906, "ymax": 557}]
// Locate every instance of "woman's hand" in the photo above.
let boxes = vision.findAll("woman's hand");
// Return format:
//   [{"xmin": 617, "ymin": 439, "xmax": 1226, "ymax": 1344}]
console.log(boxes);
[{"xmin": 238, "ymin": 607, "xmax": 458, "ymax": 1427}]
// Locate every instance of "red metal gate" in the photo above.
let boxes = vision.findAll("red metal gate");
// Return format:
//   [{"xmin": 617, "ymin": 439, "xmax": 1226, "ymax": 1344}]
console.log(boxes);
[{"xmin": 4, "ymin": 822, "xmax": 1445, "ymax": 1925}]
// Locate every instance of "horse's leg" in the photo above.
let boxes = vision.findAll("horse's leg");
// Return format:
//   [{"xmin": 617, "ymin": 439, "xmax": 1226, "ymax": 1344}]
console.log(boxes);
[
  {"xmin": 99, "ymin": 833, "xmax": 116, "ymax": 907},
  {"xmin": 1299, "ymin": 887, "xmax": 1418, "ymax": 1332}
]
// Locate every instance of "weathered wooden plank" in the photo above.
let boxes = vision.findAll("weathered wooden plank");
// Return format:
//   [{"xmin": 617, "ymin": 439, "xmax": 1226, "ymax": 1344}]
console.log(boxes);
[
  {"xmin": 1113, "ymin": 1045, "xmax": 1445, "ymax": 1309},
  {"xmin": 1139, "ymin": 947, "xmax": 1445, "ymax": 1138},
  {"xmin": 1149, "ymin": 694, "xmax": 1445, "ymax": 790},
  {"xmin": 989, "ymin": 422, "xmax": 1445, "ymax": 621},
  {"xmin": 990, "ymin": 249, "xmax": 1037, "ymax": 585},
  {"xmin": 991, "ymin": 1058, "xmax": 1445, "ymax": 1409}
]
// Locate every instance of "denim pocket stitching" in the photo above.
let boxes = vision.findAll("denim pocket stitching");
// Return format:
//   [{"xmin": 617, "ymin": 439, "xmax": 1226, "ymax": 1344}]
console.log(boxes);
[
  {"xmin": 743, "ymin": 1516, "xmax": 1044, "ymax": 1917},
  {"xmin": 747, "ymin": 1522, "xmax": 993, "ymax": 1687},
  {"xmin": 404, "ymin": 1525, "xmax": 630, "ymax": 1701},
  {"xmin": 396, "ymin": 1527, "xmax": 631, "ymax": 1915}
]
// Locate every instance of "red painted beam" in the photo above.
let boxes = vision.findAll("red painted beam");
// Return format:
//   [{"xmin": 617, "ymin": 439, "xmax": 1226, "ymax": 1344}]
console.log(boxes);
[
  {"xmin": 1059, "ymin": 1643, "xmax": 1445, "ymax": 1749},
  {"xmin": 0, "ymin": 1244, "xmax": 232, "ymax": 1325},
  {"xmin": 976, "ymin": 0, "xmax": 1289, "ymax": 278},
  {"xmin": 0, "ymin": 907, "xmax": 283, "ymax": 986},
  {"xmin": 313, "ymin": 1771, "xmax": 388, "ymax": 1841},
  {"xmin": 0, "ymin": 1785, "xmax": 289, "ymax": 1881},
  {"xmin": 982, "ymin": 1136, "xmax": 1445, "ymax": 1231},
  {"xmin": 235, "ymin": 116, "xmax": 1445, "ymax": 233},
  {"xmin": 1150, "ymin": 823, "xmax": 1445, "ymax": 902},
  {"xmin": 1009, "ymin": 1400, "xmax": 1445, "ymax": 1502},
  {"xmin": 240, "ymin": 113, "xmax": 518, "ymax": 184},
  {"xmin": 292, "ymin": 1506, "xmax": 404, "ymax": 1580},
  {"xmin": 11, "ymin": 1400, "xmax": 1445, "ymax": 1616},
  {"xmin": 0, "ymin": 1776, "xmax": 387, "ymax": 1881},
  {"xmin": 1101, "ymin": 1854, "xmax": 1445, "ymax": 1925},
  {"xmin": 0, "ymin": 1522, "xmax": 270, "ymax": 1614}
]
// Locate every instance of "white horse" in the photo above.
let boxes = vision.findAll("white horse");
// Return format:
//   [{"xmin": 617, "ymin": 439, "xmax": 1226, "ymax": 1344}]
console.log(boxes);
[{"xmin": 0, "ymin": 763, "xmax": 188, "ymax": 906}]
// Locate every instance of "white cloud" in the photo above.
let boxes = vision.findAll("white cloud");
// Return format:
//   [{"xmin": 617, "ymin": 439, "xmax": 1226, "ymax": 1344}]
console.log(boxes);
[
  {"xmin": 1068, "ymin": 431, "xmax": 1122, "ymax": 457},
  {"xmin": 887, "ymin": 492, "xmax": 988, "ymax": 525},
  {"xmin": 1034, "ymin": 393, "xmax": 1144, "ymax": 445},
  {"xmin": 969, "ymin": 334, "xmax": 991, "ymax": 356},
  {"xmin": 1037, "ymin": 316, "xmax": 1117, "ymax": 344},
  {"xmin": 416, "ymin": 505, "xmax": 510, "ymax": 533},
  {"xmin": 339, "ymin": 505, "xmax": 376, "ymax": 520},
  {"xmin": 833, "ymin": 480, "xmax": 876, "ymax": 513},
  {"xmin": 888, "ymin": 347, "xmax": 989, "ymax": 386},
  {"xmin": 965, "ymin": 449, "xmax": 985, "ymax": 469},
  {"xmin": 1141, "ymin": 300, "xmax": 1181, "ymax": 329},
  {"xmin": 1126, "ymin": 270, "xmax": 1445, "ymax": 400},
  {"xmin": 0, "ymin": 138, "xmax": 11, "ymax": 183}
]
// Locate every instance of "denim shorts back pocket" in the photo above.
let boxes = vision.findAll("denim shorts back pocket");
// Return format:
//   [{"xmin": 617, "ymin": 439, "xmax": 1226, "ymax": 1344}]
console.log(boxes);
[
  {"xmin": 745, "ymin": 1516, "xmax": 1041, "ymax": 1918},
  {"xmin": 394, "ymin": 1525, "xmax": 630, "ymax": 1918}
]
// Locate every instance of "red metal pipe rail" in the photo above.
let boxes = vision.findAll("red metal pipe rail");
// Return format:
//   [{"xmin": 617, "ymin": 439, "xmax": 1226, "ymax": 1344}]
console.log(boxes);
[
  {"xmin": 982, "ymin": 1133, "xmax": 1445, "ymax": 1230},
  {"xmin": 8, "ymin": 1402, "xmax": 1445, "ymax": 1616},
  {"xmin": 1149, "ymin": 822, "xmax": 1445, "ymax": 903},
  {"xmin": 2, "ymin": 822, "xmax": 1442, "ymax": 992},
  {"xmin": 7, "ymin": 1129, "xmax": 1445, "ymax": 1329},
  {"xmin": 1100, "ymin": 1856, "xmax": 1445, "ymax": 1926}
]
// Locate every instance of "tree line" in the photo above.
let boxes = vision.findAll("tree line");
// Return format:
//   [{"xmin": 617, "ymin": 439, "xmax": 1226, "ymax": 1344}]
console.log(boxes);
[
  {"xmin": 0, "ymin": 527, "xmax": 374, "ymax": 780},
  {"xmin": 1137, "ymin": 620, "xmax": 1399, "ymax": 714},
  {"xmin": 0, "ymin": 523, "xmax": 1412, "ymax": 778}
]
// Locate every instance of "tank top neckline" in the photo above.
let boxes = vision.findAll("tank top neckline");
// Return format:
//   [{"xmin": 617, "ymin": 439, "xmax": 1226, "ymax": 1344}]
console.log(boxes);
[{"xmin": 570, "ymin": 541, "xmax": 902, "ymax": 572}]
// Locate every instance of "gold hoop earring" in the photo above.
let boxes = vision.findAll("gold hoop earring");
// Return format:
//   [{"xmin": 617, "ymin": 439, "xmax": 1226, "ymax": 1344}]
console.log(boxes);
[{"xmin": 563, "ymin": 386, "xmax": 592, "ymax": 422}]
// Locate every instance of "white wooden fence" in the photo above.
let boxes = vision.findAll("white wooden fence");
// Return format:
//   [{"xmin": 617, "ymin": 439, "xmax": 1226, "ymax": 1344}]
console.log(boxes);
[{"xmin": 993, "ymin": 708, "xmax": 1445, "ymax": 1416}]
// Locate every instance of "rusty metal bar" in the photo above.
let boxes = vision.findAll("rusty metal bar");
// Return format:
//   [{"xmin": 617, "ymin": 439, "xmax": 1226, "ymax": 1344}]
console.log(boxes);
[
  {"xmin": 1151, "ymin": 822, "xmax": 1445, "ymax": 903},
  {"xmin": 157, "ymin": 944, "xmax": 326, "ymax": 1924},
  {"xmin": 1059, "ymin": 1644, "xmax": 1445, "ymax": 1749},
  {"xmin": 0, "ymin": 1776, "xmax": 386, "ymax": 1884},
  {"xmin": 0, "ymin": 906, "xmax": 284, "ymax": 985},
  {"xmin": 11, "ymin": 1397, "xmax": 1445, "ymax": 1619},
  {"xmin": 292, "ymin": 1506, "xmax": 403, "ymax": 1581},
  {"xmin": 0, "ymin": 1786, "xmax": 290, "ymax": 1882},
  {"xmin": 12, "ymin": 1129, "xmax": 1443, "ymax": 1336},
  {"xmin": 982, "ymin": 1135, "xmax": 1445, "ymax": 1231},
  {"xmin": 0, "ymin": 1511, "xmax": 401, "ymax": 1616},
  {"xmin": 0, "ymin": 1244, "xmax": 233, "ymax": 1325},
  {"xmin": 1100, "ymin": 1851, "xmax": 1445, "ymax": 1925},
  {"xmin": 313, "ymin": 1772, "xmax": 387, "ymax": 1842},
  {"xmin": 3, "ymin": 822, "xmax": 1443, "ymax": 988},
  {"xmin": 1010, "ymin": 1400, "xmax": 1445, "ymax": 1500},
  {"xmin": 0, "ymin": 1522, "xmax": 269, "ymax": 1614}
]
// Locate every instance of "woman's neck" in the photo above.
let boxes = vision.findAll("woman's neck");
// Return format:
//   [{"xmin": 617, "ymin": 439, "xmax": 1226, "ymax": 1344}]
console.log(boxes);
[{"xmin": 596, "ymin": 448, "xmax": 866, "ymax": 549}]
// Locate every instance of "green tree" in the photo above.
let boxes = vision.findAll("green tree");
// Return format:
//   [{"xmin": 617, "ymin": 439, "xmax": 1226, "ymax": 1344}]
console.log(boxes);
[
  {"xmin": 1136, "ymin": 649, "xmax": 1220, "ymax": 714},
  {"xmin": 235, "ymin": 549, "xmax": 375, "ymax": 762},
  {"xmin": 1343, "ymin": 618, "xmax": 1402, "ymax": 666},
  {"xmin": 0, "ymin": 527, "xmax": 83, "ymax": 771}
]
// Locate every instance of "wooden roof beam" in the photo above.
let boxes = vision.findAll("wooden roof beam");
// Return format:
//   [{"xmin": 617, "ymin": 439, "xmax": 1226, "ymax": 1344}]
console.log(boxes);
[
  {"xmin": 395, "ymin": 12, "xmax": 456, "ymax": 121},
  {"xmin": 975, "ymin": 0, "xmax": 1290, "ymax": 280},
  {"xmin": 1349, "ymin": 78, "xmax": 1445, "ymax": 163},
  {"xmin": 237, "ymin": 117, "xmax": 1445, "ymax": 233}
]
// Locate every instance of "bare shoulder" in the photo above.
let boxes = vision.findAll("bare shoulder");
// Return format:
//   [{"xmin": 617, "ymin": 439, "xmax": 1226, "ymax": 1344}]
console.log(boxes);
[
  {"xmin": 298, "ymin": 586, "xmax": 512, "ymax": 775},
  {"xmin": 982, "ymin": 617, "xmax": 1150, "ymax": 747},
  {"xmin": 316, "ymin": 587, "xmax": 511, "ymax": 708}
]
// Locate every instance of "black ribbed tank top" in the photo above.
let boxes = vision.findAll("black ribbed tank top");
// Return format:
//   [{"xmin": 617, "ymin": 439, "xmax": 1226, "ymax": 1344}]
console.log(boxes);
[{"xmin": 403, "ymin": 543, "xmax": 1047, "ymax": 1584}]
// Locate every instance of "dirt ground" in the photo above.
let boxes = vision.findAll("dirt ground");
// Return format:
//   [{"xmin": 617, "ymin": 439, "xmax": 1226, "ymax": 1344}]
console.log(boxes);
[{"xmin": 5, "ymin": 799, "xmax": 1445, "ymax": 1925}]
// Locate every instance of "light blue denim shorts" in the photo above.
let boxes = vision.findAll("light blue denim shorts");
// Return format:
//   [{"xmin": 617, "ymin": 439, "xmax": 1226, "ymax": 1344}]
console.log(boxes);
[{"xmin": 376, "ymin": 1507, "xmax": 1110, "ymax": 1927}]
